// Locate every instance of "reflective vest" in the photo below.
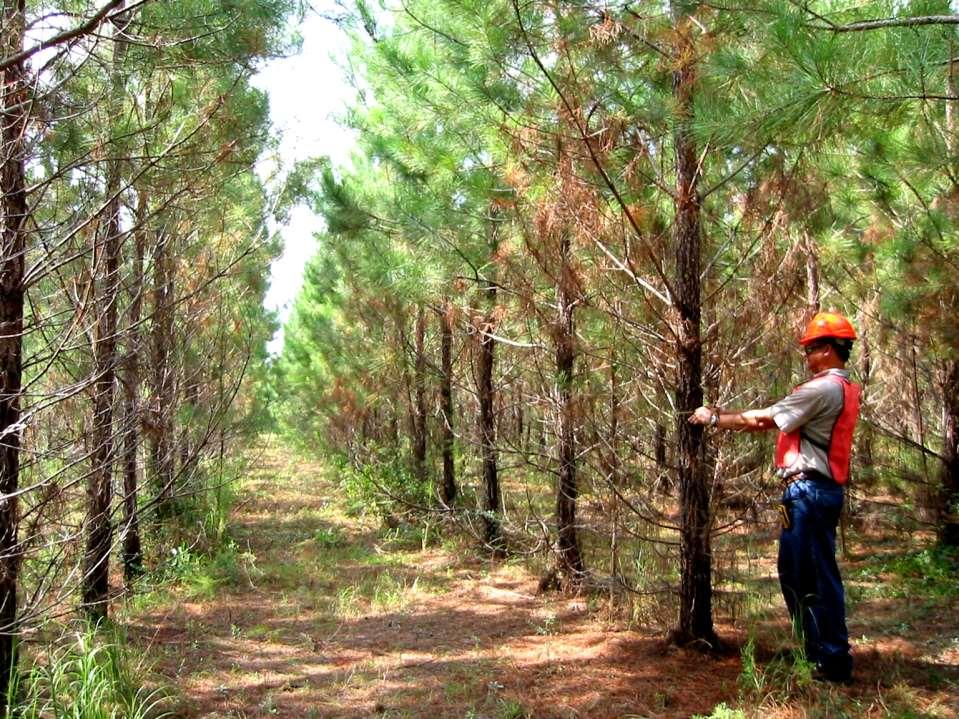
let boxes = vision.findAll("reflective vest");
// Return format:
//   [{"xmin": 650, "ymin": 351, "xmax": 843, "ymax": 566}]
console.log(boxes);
[{"xmin": 774, "ymin": 373, "xmax": 861, "ymax": 485}]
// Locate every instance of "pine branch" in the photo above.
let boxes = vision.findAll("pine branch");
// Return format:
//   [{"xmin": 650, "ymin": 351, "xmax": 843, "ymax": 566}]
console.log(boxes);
[
  {"xmin": 0, "ymin": 0, "xmax": 146, "ymax": 72},
  {"xmin": 822, "ymin": 15, "xmax": 959, "ymax": 33}
]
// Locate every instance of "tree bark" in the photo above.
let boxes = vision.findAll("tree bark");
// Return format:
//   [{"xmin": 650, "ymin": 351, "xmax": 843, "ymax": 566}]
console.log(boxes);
[
  {"xmin": 857, "ymin": 325, "xmax": 875, "ymax": 483},
  {"xmin": 120, "ymin": 193, "xmax": 146, "ymax": 582},
  {"xmin": 438, "ymin": 302, "xmax": 456, "ymax": 506},
  {"xmin": 555, "ymin": 231, "xmax": 584, "ymax": 582},
  {"xmin": 150, "ymin": 229, "xmax": 175, "ymax": 515},
  {"xmin": 940, "ymin": 358, "xmax": 959, "ymax": 545},
  {"xmin": 82, "ymin": 5, "xmax": 132, "ymax": 621},
  {"xmin": 670, "ymin": 2, "xmax": 718, "ymax": 649},
  {"xmin": 607, "ymin": 356, "xmax": 620, "ymax": 486},
  {"xmin": 412, "ymin": 305, "xmax": 428, "ymax": 483},
  {"xmin": 0, "ymin": 0, "xmax": 27, "ymax": 695},
  {"xmin": 608, "ymin": 353, "xmax": 621, "ymax": 574},
  {"xmin": 655, "ymin": 421, "xmax": 668, "ymax": 484},
  {"xmin": 477, "ymin": 283, "xmax": 503, "ymax": 554},
  {"xmin": 804, "ymin": 232, "xmax": 820, "ymax": 317}
]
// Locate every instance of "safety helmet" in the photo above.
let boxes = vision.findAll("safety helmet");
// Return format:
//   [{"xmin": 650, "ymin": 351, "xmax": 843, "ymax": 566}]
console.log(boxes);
[{"xmin": 800, "ymin": 311, "xmax": 857, "ymax": 346}]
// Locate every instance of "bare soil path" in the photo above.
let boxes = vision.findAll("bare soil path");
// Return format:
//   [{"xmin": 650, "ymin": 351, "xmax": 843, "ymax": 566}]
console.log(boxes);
[{"xmin": 126, "ymin": 442, "xmax": 959, "ymax": 718}]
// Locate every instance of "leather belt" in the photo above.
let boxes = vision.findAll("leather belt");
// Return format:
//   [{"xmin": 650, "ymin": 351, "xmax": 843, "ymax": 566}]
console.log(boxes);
[{"xmin": 783, "ymin": 470, "xmax": 834, "ymax": 486}]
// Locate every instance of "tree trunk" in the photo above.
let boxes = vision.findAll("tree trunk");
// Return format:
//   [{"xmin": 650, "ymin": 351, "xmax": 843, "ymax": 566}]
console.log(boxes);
[
  {"xmin": 804, "ymin": 232, "xmax": 820, "ymax": 318},
  {"xmin": 412, "ymin": 306, "xmax": 428, "ymax": 483},
  {"xmin": 82, "ymin": 9, "xmax": 130, "ymax": 620},
  {"xmin": 857, "ymin": 325, "xmax": 875, "ymax": 483},
  {"xmin": 82, "ymin": 176, "xmax": 121, "ymax": 621},
  {"xmin": 940, "ymin": 358, "xmax": 959, "ymax": 546},
  {"xmin": 655, "ymin": 422, "xmax": 668, "ymax": 484},
  {"xmin": 120, "ymin": 192, "xmax": 146, "ymax": 582},
  {"xmin": 607, "ymin": 354, "xmax": 621, "ymax": 486},
  {"xmin": 438, "ymin": 302, "xmax": 456, "ymax": 506},
  {"xmin": 0, "ymin": 0, "xmax": 27, "ymax": 695},
  {"xmin": 555, "ymin": 231, "xmax": 584, "ymax": 582},
  {"xmin": 151, "ymin": 229, "xmax": 175, "ymax": 515},
  {"xmin": 608, "ymin": 353, "xmax": 621, "ymax": 574},
  {"xmin": 477, "ymin": 283, "xmax": 503, "ymax": 554},
  {"xmin": 670, "ymin": 2, "xmax": 718, "ymax": 649}
]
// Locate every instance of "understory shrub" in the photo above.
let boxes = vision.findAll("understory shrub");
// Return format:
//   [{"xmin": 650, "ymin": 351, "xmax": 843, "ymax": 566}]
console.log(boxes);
[
  {"xmin": 337, "ymin": 449, "xmax": 432, "ymax": 521},
  {"xmin": 7, "ymin": 626, "xmax": 172, "ymax": 718}
]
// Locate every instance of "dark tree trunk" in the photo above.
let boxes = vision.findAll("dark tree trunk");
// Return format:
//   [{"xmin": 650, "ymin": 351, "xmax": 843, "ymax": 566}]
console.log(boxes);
[
  {"xmin": 670, "ymin": 3, "xmax": 717, "ymax": 649},
  {"xmin": 412, "ymin": 306, "xmax": 428, "ymax": 483},
  {"xmin": 804, "ymin": 233, "xmax": 821, "ymax": 318},
  {"xmin": 0, "ymin": 0, "xmax": 27, "ymax": 694},
  {"xmin": 120, "ymin": 192, "xmax": 146, "ymax": 583},
  {"xmin": 477, "ymin": 283, "xmax": 503, "ymax": 554},
  {"xmin": 82, "ymin": 10, "xmax": 130, "ymax": 620},
  {"xmin": 940, "ymin": 359, "xmax": 959, "ymax": 546},
  {"xmin": 151, "ymin": 230, "xmax": 175, "ymax": 515},
  {"xmin": 515, "ymin": 389, "xmax": 524, "ymax": 451},
  {"xmin": 555, "ymin": 231, "xmax": 584, "ymax": 582},
  {"xmin": 388, "ymin": 405, "xmax": 399, "ymax": 451},
  {"xmin": 82, "ymin": 173, "xmax": 122, "ymax": 622},
  {"xmin": 655, "ymin": 422, "xmax": 667, "ymax": 481},
  {"xmin": 438, "ymin": 302, "xmax": 456, "ymax": 506},
  {"xmin": 607, "ymin": 355, "xmax": 620, "ymax": 486},
  {"xmin": 857, "ymin": 327, "xmax": 875, "ymax": 483},
  {"xmin": 177, "ymin": 377, "xmax": 199, "ymax": 483},
  {"xmin": 608, "ymin": 356, "xmax": 621, "ymax": 575}
]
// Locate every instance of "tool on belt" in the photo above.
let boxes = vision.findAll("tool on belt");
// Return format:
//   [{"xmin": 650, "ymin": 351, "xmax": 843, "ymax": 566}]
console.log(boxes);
[{"xmin": 778, "ymin": 503, "xmax": 791, "ymax": 530}]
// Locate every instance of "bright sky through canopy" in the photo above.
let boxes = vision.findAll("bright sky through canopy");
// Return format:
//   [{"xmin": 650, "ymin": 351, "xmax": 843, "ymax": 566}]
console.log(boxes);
[{"xmin": 253, "ymin": 6, "xmax": 357, "ymax": 353}]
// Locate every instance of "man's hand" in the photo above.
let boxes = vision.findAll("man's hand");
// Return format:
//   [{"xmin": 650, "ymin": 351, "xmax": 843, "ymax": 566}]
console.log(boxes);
[{"xmin": 689, "ymin": 406, "xmax": 716, "ymax": 426}]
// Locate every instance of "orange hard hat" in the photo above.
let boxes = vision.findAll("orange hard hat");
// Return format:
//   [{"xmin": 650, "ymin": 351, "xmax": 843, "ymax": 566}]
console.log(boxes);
[{"xmin": 800, "ymin": 311, "xmax": 857, "ymax": 345}]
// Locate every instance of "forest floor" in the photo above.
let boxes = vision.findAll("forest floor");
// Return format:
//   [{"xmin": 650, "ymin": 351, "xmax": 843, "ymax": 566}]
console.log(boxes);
[{"xmin": 123, "ymin": 441, "xmax": 959, "ymax": 718}]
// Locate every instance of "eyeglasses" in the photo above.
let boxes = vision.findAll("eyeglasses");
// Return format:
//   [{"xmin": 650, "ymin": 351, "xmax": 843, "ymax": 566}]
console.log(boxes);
[{"xmin": 803, "ymin": 342, "xmax": 829, "ymax": 356}]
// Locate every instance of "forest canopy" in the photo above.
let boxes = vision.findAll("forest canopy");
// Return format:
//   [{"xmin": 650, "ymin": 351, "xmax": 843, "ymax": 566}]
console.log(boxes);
[{"xmin": 273, "ymin": 0, "xmax": 959, "ymax": 646}]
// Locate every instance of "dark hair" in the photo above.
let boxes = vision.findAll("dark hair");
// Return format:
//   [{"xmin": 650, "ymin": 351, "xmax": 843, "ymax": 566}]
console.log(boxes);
[{"xmin": 829, "ymin": 338, "xmax": 853, "ymax": 363}]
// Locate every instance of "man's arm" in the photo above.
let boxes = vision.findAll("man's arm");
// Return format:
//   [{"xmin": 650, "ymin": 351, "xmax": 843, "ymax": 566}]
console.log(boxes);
[{"xmin": 689, "ymin": 406, "xmax": 777, "ymax": 432}]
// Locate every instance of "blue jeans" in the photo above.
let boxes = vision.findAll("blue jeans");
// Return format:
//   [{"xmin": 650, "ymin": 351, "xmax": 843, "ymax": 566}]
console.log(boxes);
[{"xmin": 778, "ymin": 474, "xmax": 852, "ymax": 678}]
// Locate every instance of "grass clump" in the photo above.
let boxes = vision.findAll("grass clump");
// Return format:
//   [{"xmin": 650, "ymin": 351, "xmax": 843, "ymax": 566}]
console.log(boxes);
[
  {"xmin": 7, "ymin": 626, "xmax": 172, "ymax": 718},
  {"xmin": 738, "ymin": 636, "xmax": 814, "ymax": 703},
  {"xmin": 884, "ymin": 546, "xmax": 959, "ymax": 599},
  {"xmin": 692, "ymin": 704, "xmax": 746, "ymax": 719},
  {"xmin": 155, "ymin": 541, "xmax": 255, "ymax": 599}
]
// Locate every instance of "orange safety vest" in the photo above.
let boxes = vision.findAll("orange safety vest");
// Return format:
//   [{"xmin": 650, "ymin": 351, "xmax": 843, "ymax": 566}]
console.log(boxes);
[{"xmin": 774, "ymin": 373, "xmax": 861, "ymax": 485}]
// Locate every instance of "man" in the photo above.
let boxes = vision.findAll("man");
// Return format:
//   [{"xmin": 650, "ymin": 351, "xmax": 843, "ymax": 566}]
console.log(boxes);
[{"xmin": 689, "ymin": 311, "xmax": 860, "ymax": 683}]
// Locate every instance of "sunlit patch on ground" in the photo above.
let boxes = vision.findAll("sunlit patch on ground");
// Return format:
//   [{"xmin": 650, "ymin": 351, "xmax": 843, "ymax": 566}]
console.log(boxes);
[{"xmin": 121, "ymin": 441, "xmax": 959, "ymax": 718}]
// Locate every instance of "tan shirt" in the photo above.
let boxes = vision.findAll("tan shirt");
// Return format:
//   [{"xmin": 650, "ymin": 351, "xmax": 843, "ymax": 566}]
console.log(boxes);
[{"xmin": 768, "ymin": 368, "xmax": 850, "ymax": 480}]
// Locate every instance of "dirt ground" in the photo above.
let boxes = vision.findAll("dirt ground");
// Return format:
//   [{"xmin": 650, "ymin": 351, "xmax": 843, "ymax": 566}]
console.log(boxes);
[{"xmin": 125, "ymin": 447, "xmax": 959, "ymax": 718}]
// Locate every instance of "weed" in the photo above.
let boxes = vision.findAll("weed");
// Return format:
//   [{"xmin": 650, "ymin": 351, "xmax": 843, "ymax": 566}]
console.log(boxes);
[
  {"xmin": 7, "ymin": 625, "xmax": 173, "ymax": 718},
  {"xmin": 495, "ymin": 698, "xmax": 530, "ymax": 719},
  {"xmin": 850, "ymin": 545, "xmax": 959, "ymax": 602},
  {"xmin": 738, "ymin": 636, "xmax": 764, "ymax": 696},
  {"xmin": 332, "ymin": 585, "xmax": 362, "ymax": 618},
  {"xmin": 337, "ymin": 451, "xmax": 432, "ymax": 521},
  {"xmin": 370, "ymin": 572, "xmax": 406, "ymax": 611},
  {"xmin": 148, "ymin": 536, "xmax": 255, "ymax": 600},
  {"xmin": 259, "ymin": 693, "xmax": 278, "ymax": 715},
  {"xmin": 533, "ymin": 613, "xmax": 559, "ymax": 636},
  {"xmin": 313, "ymin": 526, "xmax": 346, "ymax": 548},
  {"xmin": 692, "ymin": 703, "xmax": 746, "ymax": 719},
  {"xmin": 442, "ymin": 680, "xmax": 471, "ymax": 702},
  {"xmin": 738, "ymin": 636, "xmax": 814, "ymax": 703}
]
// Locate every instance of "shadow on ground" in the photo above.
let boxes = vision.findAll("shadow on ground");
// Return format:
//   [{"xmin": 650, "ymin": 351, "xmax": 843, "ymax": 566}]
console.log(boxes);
[{"xmin": 124, "ymin": 447, "xmax": 959, "ymax": 719}]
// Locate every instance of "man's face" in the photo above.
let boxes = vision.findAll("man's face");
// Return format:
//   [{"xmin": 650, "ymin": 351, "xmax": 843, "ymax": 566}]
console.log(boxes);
[{"xmin": 803, "ymin": 340, "xmax": 833, "ymax": 371}]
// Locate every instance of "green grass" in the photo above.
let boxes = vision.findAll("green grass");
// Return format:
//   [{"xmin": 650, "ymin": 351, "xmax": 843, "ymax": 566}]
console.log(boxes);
[
  {"xmin": 692, "ymin": 704, "xmax": 746, "ymax": 719},
  {"xmin": 848, "ymin": 545, "xmax": 959, "ymax": 604},
  {"xmin": 9, "ymin": 626, "xmax": 173, "ymax": 719}
]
